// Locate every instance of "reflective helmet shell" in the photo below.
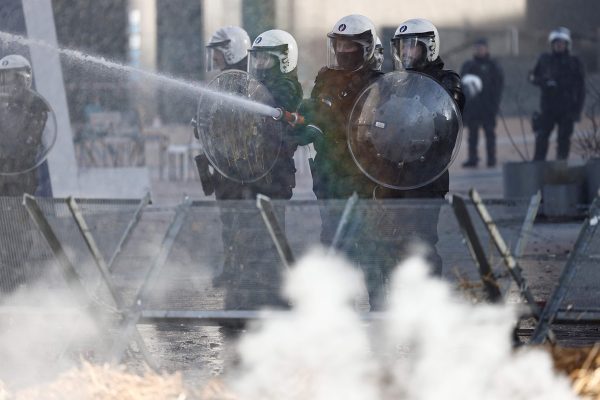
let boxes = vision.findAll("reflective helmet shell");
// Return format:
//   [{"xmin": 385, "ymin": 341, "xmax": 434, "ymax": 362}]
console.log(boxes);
[
  {"xmin": 206, "ymin": 26, "xmax": 251, "ymax": 70},
  {"xmin": 326, "ymin": 14, "xmax": 377, "ymax": 71},
  {"xmin": 391, "ymin": 18, "xmax": 439, "ymax": 70},
  {"xmin": 249, "ymin": 29, "xmax": 298, "ymax": 74},
  {"xmin": 0, "ymin": 54, "xmax": 33, "ymax": 94},
  {"xmin": 548, "ymin": 27, "xmax": 571, "ymax": 50}
]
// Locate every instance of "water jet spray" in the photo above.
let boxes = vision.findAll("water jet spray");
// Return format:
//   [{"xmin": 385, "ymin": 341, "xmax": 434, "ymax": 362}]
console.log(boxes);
[{"xmin": 0, "ymin": 31, "xmax": 300, "ymax": 123}]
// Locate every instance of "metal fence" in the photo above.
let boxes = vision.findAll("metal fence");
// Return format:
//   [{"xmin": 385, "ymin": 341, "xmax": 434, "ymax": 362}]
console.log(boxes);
[
  {"xmin": 1, "ymin": 195, "xmax": 533, "ymax": 303},
  {"xmin": 1, "ymin": 193, "xmax": 597, "ymax": 351}
]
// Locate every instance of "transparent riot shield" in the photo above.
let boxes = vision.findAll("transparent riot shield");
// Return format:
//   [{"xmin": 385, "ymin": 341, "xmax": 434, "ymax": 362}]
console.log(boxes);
[
  {"xmin": 195, "ymin": 70, "xmax": 283, "ymax": 183},
  {"xmin": 0, "ymin": 91, "xmax": 57, "ymax": 175},
  {"xmin": 348, "ymin": 70, "xmax": 462, "ymax": 190}
]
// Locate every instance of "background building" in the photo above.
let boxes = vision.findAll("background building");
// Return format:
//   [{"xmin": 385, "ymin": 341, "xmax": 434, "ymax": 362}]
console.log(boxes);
[{"xmin": 1, "ymin": 0, "xmax": 599, "ymax": 198}]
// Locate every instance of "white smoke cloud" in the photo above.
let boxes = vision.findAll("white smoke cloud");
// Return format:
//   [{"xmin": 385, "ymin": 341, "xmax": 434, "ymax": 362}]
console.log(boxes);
[
  {"xmin": 383, "ymin": 255, "xmax": 576, "ymax": 400},
  {"xmin": 230, "ymin": 250, "xmax": 578, "ymax": 400},
  {"xmin": 0, "ymin": 283, "xmax": 101, "ymax": 390},
  {"xmin": 233, "ymin": 249, "xmax": 380, "ymax": 400}
]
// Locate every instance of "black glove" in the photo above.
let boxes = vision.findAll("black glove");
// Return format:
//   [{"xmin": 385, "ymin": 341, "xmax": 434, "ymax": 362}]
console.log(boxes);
[{"xmin": 296, "ymin": 98, "xmax": 319, "ymax": 124}]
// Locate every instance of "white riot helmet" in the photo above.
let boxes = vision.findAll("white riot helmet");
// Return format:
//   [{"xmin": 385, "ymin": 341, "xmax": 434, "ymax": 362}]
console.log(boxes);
[
  {"xmin": 548, "ymin": 27, "xmax": 571, "ymax": 50},
  {"xmin": 461, "ymin": 74, "xmax": 483, "ymax": 99},
  {"xmin": 0, "ymin": 54, "xmax": 32, "ymax": 95},
  {"xmin": 206, "ymin": 26, "xmax": 251, "ymax": 72},
  {"xmin": 327, "ymin": 14, "xmax": 377, "ymax": 71},
  {"xmin": 248, "ymin": 29, "xmax": 298, "ymax": 80},
  {"xmin": 391, "ymin": 18, "xmax": 439, "ymax": 71},
  {"xmin": 373, "ymin": 36, "xmax": 384, "ymax": 71}
]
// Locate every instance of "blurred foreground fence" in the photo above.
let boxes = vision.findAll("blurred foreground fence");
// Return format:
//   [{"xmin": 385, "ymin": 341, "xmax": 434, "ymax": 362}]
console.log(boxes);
[{"xmin": 0, "ymin": 193, "xmax": 599, "ymax": 355}]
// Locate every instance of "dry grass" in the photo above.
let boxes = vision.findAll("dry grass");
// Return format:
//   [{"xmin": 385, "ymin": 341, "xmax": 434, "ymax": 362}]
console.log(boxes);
[
  {"xmin": 0, "ymin": 362, "xmax": 241, "ymax": 400},
  {"xmin": 9, "ymin": 362, "xmax": 187, "ymax": 400},
  {"xmin": 3, "ymin": 345, "xmax": 600, "ymax": 399},
  {"xmin": 550, "ymin": 343, "xmax": 600, "ymax": 399}
]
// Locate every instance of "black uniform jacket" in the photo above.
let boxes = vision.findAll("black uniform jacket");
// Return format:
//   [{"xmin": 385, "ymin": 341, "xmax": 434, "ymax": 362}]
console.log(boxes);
[
  {"xmin": 461, "ymin": 55, "xmax": 503, "ymax": 123},
  {"xmin": 530, "ymin": 51, "xmax": 585, "ymax": 119},
  {"xmin": 0, "ymin": 89, "xmax": 49, "ymax": 196}
]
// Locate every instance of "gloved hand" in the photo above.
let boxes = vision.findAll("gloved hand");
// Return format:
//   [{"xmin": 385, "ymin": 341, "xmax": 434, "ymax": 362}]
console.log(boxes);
[
  {"xmin": 305, "ymin": 124, "xmax": 324, "ymax": 144},
  {"xmin": 296, "ymin": 98, "xmax": 318, "ymax": 124}
]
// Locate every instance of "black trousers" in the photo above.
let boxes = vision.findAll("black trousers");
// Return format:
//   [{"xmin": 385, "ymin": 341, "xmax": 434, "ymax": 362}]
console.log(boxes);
[
  {"xmin": 466, "ymin": 119, "xmax": 496, "ymax": 164},
  {"xmin": 533, "ymin": 112, "xmax": 575, "ymax": 161}
]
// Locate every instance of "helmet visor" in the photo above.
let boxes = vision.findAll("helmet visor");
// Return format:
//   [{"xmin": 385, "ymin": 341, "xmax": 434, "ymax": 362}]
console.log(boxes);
[
  {"xmin": 327, "ymin": 36, "xmax": 365, "ymax": 71},
  {"xmin": 0, "ymin": 69, "xmax": 31, "ymax": 94},
  {"xmin": 205, "ymin": 47, "xmax": 227, "ymax": 72},
  {"xmin": 248, "ymin": 50, "xmax": 278, "ymax": 79},
  {"xmin": 392, "ymin": 37, "xmax": 425, "ymax": 70}
]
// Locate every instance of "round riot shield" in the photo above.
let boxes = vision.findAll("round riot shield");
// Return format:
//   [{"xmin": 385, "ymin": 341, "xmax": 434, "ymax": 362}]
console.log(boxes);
[
  {"xmin": 348, "ymin": 70, "xmax": 462, "ymax": 190},
  {"xmin": 196, "ymin": 70, "xmax": 283, "ymax": 183},
  {"xmin": 0, "ymin": 92, "xmax": 57, "ymax": 176}
]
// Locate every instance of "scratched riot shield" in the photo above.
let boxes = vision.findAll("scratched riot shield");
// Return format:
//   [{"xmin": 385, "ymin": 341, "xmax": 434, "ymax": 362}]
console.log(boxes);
[
  {"xmin": 195, "ymin": 70, "xmax": 283, "ymax": 183},
  {"xmin": 348, "ymin": 70, "xmax": 462, "ymax": 190},
  {"xmin": 0, "ymin": 90, "xmax": 57, "ymax": 176}
]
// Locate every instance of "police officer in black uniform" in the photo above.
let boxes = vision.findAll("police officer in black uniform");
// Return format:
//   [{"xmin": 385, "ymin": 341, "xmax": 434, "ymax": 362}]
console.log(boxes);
[
  {"xmin": 0, "ymin": 54, "xmax": 49, "ymax": 196},
  {"xmin": 295, "ymin": 14, "xmax": 384, "ymax": 245},
  {"xmin": 347, "ymin": 18, "xmax": 464, "ymax": 308},
  {"xmin": 218, "ymin": 29, "xmax": 303, "ymax": 312},
  {"xmin": 195, "ymin": 26, "xmax": 252, "ymax": 198},
  {"xmin": 247, "ymin": 29, "xmax": 303, "ymax": 201},
  {"xmin": 461, "ymin": 37, "xmax": 504, "ymax": 167},
  {"xmin": 387, "ymin": 18, "xmax": 465, "ymax": 199},
  {"xmin": 529, "ymin": 27, "xmax": 585, "ymax": 161},
  {"xmin": 0, "ymin": 54, "xmax": 50, "ymax": 292}
]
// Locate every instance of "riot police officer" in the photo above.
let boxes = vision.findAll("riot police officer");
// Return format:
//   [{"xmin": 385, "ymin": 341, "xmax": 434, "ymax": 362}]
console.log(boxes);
[
  {"xmin": 196, "ymin": 29, "xmax": 303, "ymax": 306},
  {"xmin": 296, "ymin": 14, "xmax": 384, "ymax": 245},
  {"xmin": 247, "ymin": 29, "xmax": 303, "ymax": 199},
  {"xmin": 0, "ymin": 54, "xmax": 50, "ymax": 196},
  {"xmin": 195, "ymin": 26, "xmax": 252, "ymax": 197},
  {"xmin": 361, "ymin": 18, "xmax": 464, "ymax": 307},
  {"xmin": 0, "ymin": 54, "xmax": 51, "ymax": 292},
  {"xmin": 530, "ymin": 27, "xmax": 585, "ymax": 161},
  {"xmin": 461, "ymin": 38, "xmax": 504, "ymax": 168},
  {"xmin": 387, "ymin": 18, "xmax": 465, "ymax": 198},
  {"xmin": 218, "ymin": 30, "xmax": 303, "ymax": 311}
]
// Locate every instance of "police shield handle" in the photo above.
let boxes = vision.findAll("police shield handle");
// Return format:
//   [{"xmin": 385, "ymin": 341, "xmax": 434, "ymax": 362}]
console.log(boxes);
[{"xmin": 272, "ymin": 107, "xmax": 306, "ymax": 127}]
